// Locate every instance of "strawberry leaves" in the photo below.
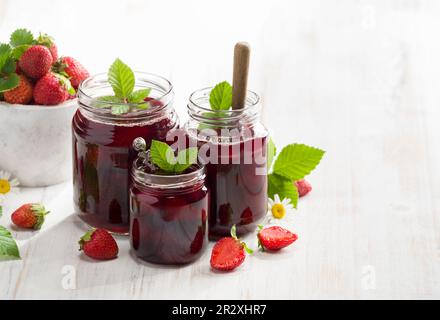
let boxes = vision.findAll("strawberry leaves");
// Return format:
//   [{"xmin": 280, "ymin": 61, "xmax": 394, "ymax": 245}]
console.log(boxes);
[
  {"xmin": 267, "ymin": 142, "xmax": 325, "ymax": 208},
  {"xmin": 0, "ymin": 226, "xmax": 20, "ymax": 260},
  {"xmin": 0, "ymin": 43, "xmax": 19, "ymax": 93}
]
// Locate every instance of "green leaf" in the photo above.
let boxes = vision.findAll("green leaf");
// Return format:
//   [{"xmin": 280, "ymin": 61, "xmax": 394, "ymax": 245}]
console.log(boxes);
[
  {"xmin": 35, "ymin": 33, "xmax": 54, "ymax": 47},
  {"xmin": 150, "ymin": 140, "xmax": 176, "ymax": 172},
  {"xmin": 197, "ymin": 111, "xmax": 228, "ymax": 131},
  {"xmin": 174, "ymin": 147, "xmax": 198, "ymax": 173},
  {"xmin": 128, "ymin": 88, "xmax": 151, "ymax": 103},
  {"xmin": 273, "ymin": 143, "xmax": 325, "ymax": 181},
  {"xmin": 0, "ymin": 73, "xmax": 20, "ymax": 92},
  {"xmin": 1, "ymin": 57, "xmax": 16, "ymax": 74},
  {"xmin": 11, "ymin": 45, "xmax": 30, "ymax": 60},
  {"xmin": 10, "ymin": 29, "xmax": 34, "ymax": 47},
  {"xmin": 97, "ymin": 95, "xmax": 123, "ymax": 103},
  {"xmin": 209, "ymin": 81, "xmax": 232, "ymax": 110},
  {"xmin": 0, "ymin": 43, "xmax": 12, "ymax": 70},
  {"xmin": 54, "ymin": 73, "xmax": 75, "ymax": 95},
  {"xmin": 268, "ymin": 173, "xmax": 299, "ymax": 208},
  {"xmin": 0, "ymin": 226, "xmax": 20, "ymax": 260},
  {"xmin": 267, "ymin": 137, "xmax": 276, "ymax": 171},
  {"xmin": 0, "ymin": 206, "xmax": 2, "ymax": 217},
  {"xmin": 111, "ymin": 104, "xmax": 130, "ymax": 115},
  {"xmin": 108, "ymin": 58, "xmax": 135, "ymax": 99}
]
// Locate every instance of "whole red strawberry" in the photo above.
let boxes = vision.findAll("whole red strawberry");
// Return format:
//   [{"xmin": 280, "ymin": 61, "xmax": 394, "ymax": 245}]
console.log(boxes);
[
  {"xmin": 79, "ymin": 228, "xmax": 118, "ymax": 260},
  {"xmin": 54, "ymin": 56, "xmax": 89, "ymax": 89},
  {"xmin": 210, "ymin": 225, "xmax": 252, "ymax": 271},
  {"xmin": 3, "ymin": 74, "xmax": 33, "ymax": 104},
  {"xmin": 33, "ymin": 72, "xmax": 74, "ymax": 105},
  {"xmin": 18, "ymin": 45, "xmax": 53, "ymax": 79},
  {"xmin": 257, "ymin": 225, "xmax": 298, "ymax": 251},
  {"xmin": 11, "ymin": 203, "xmax": 50, "ymax": 229},
  {"xmin": 32, "ymin": 33, "xmax": 58, "ymax": 62},
  {"xmin": 295, "ymin": 179, "xmax": 312, "ymax": 197}
]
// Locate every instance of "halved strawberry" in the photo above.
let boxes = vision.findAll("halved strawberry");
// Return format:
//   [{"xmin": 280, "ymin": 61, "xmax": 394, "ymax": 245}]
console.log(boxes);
[
  {"xmin": 210, "ymin": 225, "xmax": 252, "ymax": 271},
  {"xmin": 257, "ymin": 225, "xmax": 298, "ymax": 251}
]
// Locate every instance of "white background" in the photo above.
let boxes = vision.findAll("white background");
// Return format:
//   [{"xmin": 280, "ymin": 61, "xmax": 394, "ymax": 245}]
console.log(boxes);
[{"xmin": 1, "ymin": 0, "xmax": 440, "ymax": 299}]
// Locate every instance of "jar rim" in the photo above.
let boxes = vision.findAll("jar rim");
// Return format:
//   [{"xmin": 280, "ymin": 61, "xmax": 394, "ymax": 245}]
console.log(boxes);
[
  {"xmin": 79, "ymin": 71, "xmax": 173, "ymax": 103},
  {"xmin": 77, "ymin": 71, "xmax": 174, "ymax": 121},
  {"xmin": 188, "ymin": 86, "xmax": 260, "ymax": 115},
  {"xmin": 131, "ymin": 156, "xmax": 206, "ymax": 190}
]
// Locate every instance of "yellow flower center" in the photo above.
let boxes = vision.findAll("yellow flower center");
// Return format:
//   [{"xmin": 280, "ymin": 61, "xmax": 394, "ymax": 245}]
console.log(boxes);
[
  {"xmin": 0, "ymin": 179, "xmax": 11, "ymax": 194},
  {"xmin": 271, "ymin": 203, "xmax": 286, "ymax": 219}
]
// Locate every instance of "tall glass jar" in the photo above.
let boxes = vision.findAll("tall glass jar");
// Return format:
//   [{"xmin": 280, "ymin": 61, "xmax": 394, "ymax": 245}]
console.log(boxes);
[
  {"xmin": 73, "ymin": 73, "xmax": 178, "ymax": 234},
  {"xmin": 184, "ymin": 88, "xmax": 268, "ymax": 239},
  {"xmin": 130, "ymin": 152, "xmax": 208, "ymax": 265}
]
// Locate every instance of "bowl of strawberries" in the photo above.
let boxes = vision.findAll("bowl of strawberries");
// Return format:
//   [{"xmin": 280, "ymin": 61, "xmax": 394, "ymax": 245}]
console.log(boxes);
[{"xmin": 0, "ymin": 29, "xmax": 89, "ymax": 187}]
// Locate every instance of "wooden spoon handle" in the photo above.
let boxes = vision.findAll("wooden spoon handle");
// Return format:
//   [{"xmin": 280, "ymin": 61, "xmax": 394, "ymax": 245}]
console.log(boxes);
[{"xmin": 232, "ymin": 42, "xmax": 250, "ymax": 109}]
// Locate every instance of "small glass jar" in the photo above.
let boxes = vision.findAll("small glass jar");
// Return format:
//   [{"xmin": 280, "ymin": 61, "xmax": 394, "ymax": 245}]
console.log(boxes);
[
  {"xmin": 129, "ymin": 152, "xmax": 209, "ymax": 265},
  {"xmin": 184, "ymin": 88, "xmax": 268, "ymax": 239},
  {"xmin": 73, "ymin": 73, "xmax": 178, "ymax": 234}
]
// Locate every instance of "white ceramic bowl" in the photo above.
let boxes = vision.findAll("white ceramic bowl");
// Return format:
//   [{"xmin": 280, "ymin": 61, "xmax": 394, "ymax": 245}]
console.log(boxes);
[{"xmin": 0, "ymin": 100, "xmax": 77, "ymax": 187}]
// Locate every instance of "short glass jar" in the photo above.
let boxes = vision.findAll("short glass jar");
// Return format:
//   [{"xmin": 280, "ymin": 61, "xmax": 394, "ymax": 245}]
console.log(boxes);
[
  {"xmin": 184, "ymin": 88, "xmax": 268, "ymax": 239},
  {"xmin": 129, "ymin": 151, "xmax": 209, "ymax": 265},
  {"xmin": 73, "ymin": 73, "xmax": 178, "ymax": 234}
]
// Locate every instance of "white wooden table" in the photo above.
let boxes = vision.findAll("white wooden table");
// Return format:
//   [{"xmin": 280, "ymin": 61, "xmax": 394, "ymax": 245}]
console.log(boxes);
[{"xmin": 1, "ymin": 0, "xmax": 440, "ymax": 299}]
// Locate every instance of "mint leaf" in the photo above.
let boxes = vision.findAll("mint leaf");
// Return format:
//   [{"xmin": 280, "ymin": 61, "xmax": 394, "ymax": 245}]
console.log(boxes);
[
  {"xmin": 209, "ymin": 81, "xmax": 232, "ymax": 110},
  {"xmin": 273, "ymin": 143, "xmax": 325, "ymax": 181},
  {"xmin": 108, "ymin": 58, "xmax": 135, "ymax": 99},
  {"xmin": 267, "ymin": 137, "xmax": 276, "ymax": 170},
  {"xmin": 174, "ymin": 147, "xmax": 198, "ymax": 173},
  {"xmin": 268, "ymin": 173, "xmax": 299, "ymax": 208},
  {"xmin": 0, "ymin": 226, "xmax": 20, "ymax": 260},
  {"xmin": 150, "ymin": 140, "xmax": 176, "ymax": 172},
  {"xmin": 10, "ymin": 29, "xmax": 34, "ymax": 47},
  {"xmin": 111, "ymin": 104, "xmax": 130, "ymax": 115},
  {"xmin": 0, "ymin": 73, "xmax": 20, "ymax": 93},
  {"xmin": 97, "ymin": 95, "xmax": 123, "ymax": 103},
  {"xmin": 128, "ymin": 88, "xmax": 151, "ymax": 103}
]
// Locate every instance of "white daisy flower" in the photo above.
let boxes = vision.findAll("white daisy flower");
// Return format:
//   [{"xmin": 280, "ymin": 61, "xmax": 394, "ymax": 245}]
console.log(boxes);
[
  {"xmin": 264, "ymin": 194, "xmax": 295, "ymax": 225},
  {"xmin": 0, "ymin": 170, "xmax": 20, "ymax": 202}
]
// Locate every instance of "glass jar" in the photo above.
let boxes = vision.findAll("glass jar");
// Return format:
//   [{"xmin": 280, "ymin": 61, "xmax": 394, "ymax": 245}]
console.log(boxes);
[
  {"xmin": 184, "ymin": 88, "xmax": 268, "ymax": 239},
  {"xmin": 129, "ymin": 152, "xmax": 209, "ymax": 265},
  {"xmin": 73, "ymin": 72, "xmax": 178, "ymax": 234}
]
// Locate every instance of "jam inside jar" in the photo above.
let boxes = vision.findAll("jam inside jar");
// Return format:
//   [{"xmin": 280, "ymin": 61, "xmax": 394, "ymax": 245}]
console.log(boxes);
[
  {"xmin": 184, "ymin": 88, "xmax": 268, "ymax": 239},
  {"xmin": 129, "ymin": 150, "xmax": 208, "ymax": 265},
  {"xmin": 73, "ymin": 73, "xmax": 178, "ymax": 234}
]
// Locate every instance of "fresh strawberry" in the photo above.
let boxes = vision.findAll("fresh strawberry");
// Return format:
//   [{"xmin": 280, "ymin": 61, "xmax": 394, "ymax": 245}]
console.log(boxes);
[
  {"xmin": 295, "ymin": 179, "xmax": 312, "ymax": 197},
  {"xmin": 18, "ymin": 45, "xmax": 53, "ymax": 79},
  {"xmin": 79, "ymin": 228, "xmax": 118, "ymax": 260},
  {"xmin": 210, "ymin": 225, "xmax": 252, "ymax": 271},
  {"xmin": 257, "ymin": 225, "xmax": 298, "ymax": 251},
  {"xmin": 33, "ymin": 72, "xmax": 74, "ymax": 105},
  {"xmin": 36, "ymin": 33, "xmax": 58, "ymax": 62},
  {"xmin": 3, "ymin": 74, "xmax": 33, "ymax": 104},
  {"xmin": 53, "ymin": 56, "xmax": 89, "ymax": 89},
  {"xmin": 11, "ymin": 203, "xmax": 50, "ymax": 229}
]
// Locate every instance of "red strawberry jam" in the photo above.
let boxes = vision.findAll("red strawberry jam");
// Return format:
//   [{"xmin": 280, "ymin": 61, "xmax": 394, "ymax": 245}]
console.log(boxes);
[{"xmin": 129, "ymin": 156, "xmax": 208, "ymax": 264}]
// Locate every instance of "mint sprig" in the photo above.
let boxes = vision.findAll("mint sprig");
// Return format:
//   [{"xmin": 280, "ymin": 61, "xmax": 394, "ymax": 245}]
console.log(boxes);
[
  {"xmin": 0, "ymin": 225, "xmax": 20, "ymax": 260},
  {"xmin": 96, "ymin": 58, "xmax": 151, "ymax": 115},
  {"xmin": 268, "ymin": 142, "xmax": 325, "ymax": 208},
  {"xmin": 209, "ymin": 81, "xmax": 232, "ymax": 110},
  {"xmin": 150, "ymin": 140, "xmax": 198, "ymax": 174}
]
